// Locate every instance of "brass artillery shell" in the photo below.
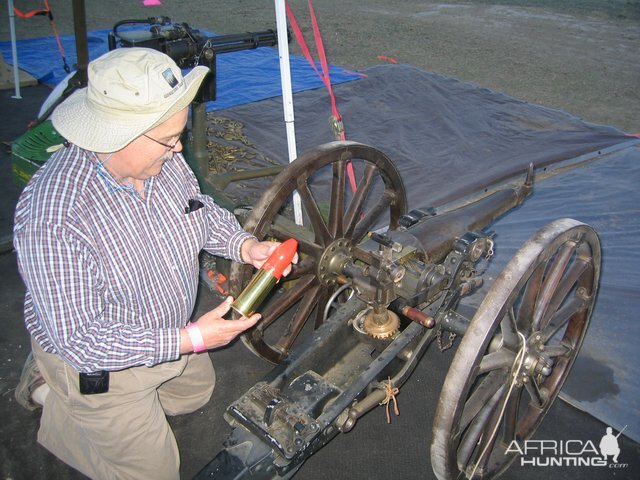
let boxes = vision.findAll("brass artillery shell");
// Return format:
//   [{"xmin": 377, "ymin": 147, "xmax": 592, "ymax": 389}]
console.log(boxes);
[
  {"xmin": 231, "ymin": 269, "xmax": 278, "ymax": 317},
  {"xmin": 232, "ymin": 238, "xmax": 298, "ymax": 317}
]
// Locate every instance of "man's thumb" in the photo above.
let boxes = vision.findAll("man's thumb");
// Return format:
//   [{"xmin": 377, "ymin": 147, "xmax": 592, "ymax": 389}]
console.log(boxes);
[{"xmin": 214, "ymin": 296, "xmax": 234, "ymax": 316}]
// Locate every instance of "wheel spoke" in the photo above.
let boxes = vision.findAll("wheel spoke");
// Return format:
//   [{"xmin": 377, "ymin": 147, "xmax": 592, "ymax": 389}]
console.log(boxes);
[
  {"xmin": 265, "ymin": 226, "xmax": 317, "ymax": 254},
  {"xmin": 257, "ymin": 275, "xmax": 317, "ymax": 331},
  {"xmin": 352, "ymin": 191, "xmax": 394, "ymax": 242},
  {"xmin": 275, "ymin": 284, "xmax": 321, "ymax": 353},
  {"xmin": 474, "ymin": 394, "xmax": 509, "ymax": 474},
  {"xmin": 263, "ymin": 226, "xmax": 292, "ymax": 243},
  {"xmin": 267, "ymin": 214, "xmax": 325, "ymax": 260},
  {"xmin": 478, "ymin": 349, "xmax": 517, "ymax": 374},
  {"xmin": 516, "ymin": 263, "xmax": 545, "ymax": 333},
  {"xmin": 502, "ymin": 387, "xmax": 522, "ymax": 443},
  {"xmin": 270, "ymin": 213, "xmax": 314, "ymax": 244},
  {"xmin": 284, "ymin": 257, "xmax": 317, "ymax": 281},
  {"xmin": 295, "ymin": 238, "xmax": 325, "ymax": 259},
  {"xmin": 344, "ymin": 163, "xmax": 377, "ymax": 238},
  {"xmin": 230, "ymin": 264, "xmax": 254, "ymax": 297},
  {"xmin": 543, "ymin": 343, "xmax": 573, "ymax": 358},
  {"xmin": 460, "ymin": 370, "xmax": 508, "ymax": 431},
  {"xmin": 500, "ymin": 307, "xmax": 520, "ymax": 350},
  {"xmin": 458, "ymin": 384, "xmax": 507, "ymax": 468},
  {"xmin": 540, "ymin": 258, "xmax": 590, "ymax": 329},
  {"xmin": 328, "ymin": 159, "xmax": 346, "ymax": 238},
  {"xmin": 540, "ymin": 296, "xmax": 586, "ymax": 343},
  {"xmin": 524, "ymin": 379, "xmax": 544, "ymax": 408},
  {"xmin": 296, "ymin": 181, "xmax": 332, "ymax": 246},
  {"xmin": 532, "ymin": 241, "xmax": 578, "ymax": 331},
  {"xmin": 313, "ymin": 286, "xmax": 332, "ymax": 328}
]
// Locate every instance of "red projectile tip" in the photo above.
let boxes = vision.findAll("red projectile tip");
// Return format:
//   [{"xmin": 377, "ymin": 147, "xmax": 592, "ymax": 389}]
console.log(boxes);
[{"xmin": 262, "ymin": 238, "xmax": 298, "ymax": 281}]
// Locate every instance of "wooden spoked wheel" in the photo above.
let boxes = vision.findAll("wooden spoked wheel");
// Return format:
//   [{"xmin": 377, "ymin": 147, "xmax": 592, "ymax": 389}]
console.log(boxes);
[
  {"xmin": 431, "ymin": 218, "xmax": 601, "ymax": 479},
  {"xmin": 230, "ymin": 141, "xmax": 407, "ymax": 363}
]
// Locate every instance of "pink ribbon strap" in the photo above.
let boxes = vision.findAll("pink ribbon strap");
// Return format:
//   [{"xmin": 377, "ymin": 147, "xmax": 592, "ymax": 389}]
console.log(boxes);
[{"xmin": 186, "ymin": 323, "xmax": 206, "ymax": 353}]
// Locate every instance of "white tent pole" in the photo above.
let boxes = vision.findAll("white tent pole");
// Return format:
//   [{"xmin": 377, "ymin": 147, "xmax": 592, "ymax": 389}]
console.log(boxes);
[
  {"xmin": 274, "ymin": 0, "xmax": 303, "ymax": 226},
  {"xmin": 8, "ymin": 0, "xmax": 22, "ymax": 99}
]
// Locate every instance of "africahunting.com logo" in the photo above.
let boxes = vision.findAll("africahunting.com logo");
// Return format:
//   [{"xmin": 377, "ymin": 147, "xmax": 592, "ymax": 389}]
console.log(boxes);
[{"xmin": 507, "ymin": 425, "xmax": 629, "ymax": 469}]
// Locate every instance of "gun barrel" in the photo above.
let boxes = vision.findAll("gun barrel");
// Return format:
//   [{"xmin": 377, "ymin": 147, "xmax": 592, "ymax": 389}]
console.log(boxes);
[
  {"xmin": 406, "ymin": 179, "xmax": 532, "ymax": 263},
  {"xmin": 201, "ymin": 29, "xmax": 279, "ymax": 54},
  {"xmin": 615, "ymin": 425, "xmax": 628, "ymax": 438}
]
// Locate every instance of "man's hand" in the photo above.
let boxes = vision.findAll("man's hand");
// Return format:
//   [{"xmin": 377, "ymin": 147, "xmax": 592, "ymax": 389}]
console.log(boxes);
[
  {"xmin": 179, "ymin": 297, "xmax": 260, "ymax": 354},
  {"xmin": 241, "ymin": 238, "xmax": 298, "ymax": 276}
]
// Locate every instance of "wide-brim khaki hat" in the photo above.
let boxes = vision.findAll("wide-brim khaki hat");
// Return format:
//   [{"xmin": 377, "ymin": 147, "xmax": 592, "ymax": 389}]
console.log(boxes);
[{"xmin": 52, "ymin": 47, "xmax": 208, "ymax": 153}]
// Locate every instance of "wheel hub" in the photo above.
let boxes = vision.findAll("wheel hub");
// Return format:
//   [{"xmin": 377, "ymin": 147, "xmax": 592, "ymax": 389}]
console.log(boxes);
[
  {"xmin": 516, "ymin": 333, "xmax": 556, "ymax": 389},
  {"xmin": 317, "ymin": 238, "xmax": 353, "ymax": 285}
]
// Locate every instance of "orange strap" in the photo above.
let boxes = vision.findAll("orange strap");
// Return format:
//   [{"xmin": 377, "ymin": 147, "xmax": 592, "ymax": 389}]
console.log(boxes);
[
  {"xmin": 13, "ymin": 7, "xmax": 48, "ymax": 18},
  {"xmin": 376, "ymin": 55, "xmax": 398, "ymax": 64},
  {"xmin": 14, "ymin": 0, "xmax": 70, "ymax": 72},
  {"xmin": 13, "ymin": 0, "xmax": 50, "ymax": 19},
  {"xmin": 285, "ymin": 0, "xmax": 357, "ymax": 193}
]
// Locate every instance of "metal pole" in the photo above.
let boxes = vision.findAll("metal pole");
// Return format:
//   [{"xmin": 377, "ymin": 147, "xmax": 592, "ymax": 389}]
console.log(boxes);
[
  {"xmin": 72, "ymin": 0, "xmax": 88, "ymax": 84},
  {"xmin": 274, "ymin": 0, "xmax": 303, "ymax": 226},
  {"xmin": 8, "ymin": 0, "xmax": 21, "ymax": 99},
  {"xmin": 191, "ymin": 102, "xmax": 208, "ymax": 181}
]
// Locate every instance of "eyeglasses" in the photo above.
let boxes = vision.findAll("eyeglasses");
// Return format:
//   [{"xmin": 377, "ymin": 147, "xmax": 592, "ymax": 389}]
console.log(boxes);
[{"xmin": 143, "ymin": 133, "xmax": 180, "ymax": 150}]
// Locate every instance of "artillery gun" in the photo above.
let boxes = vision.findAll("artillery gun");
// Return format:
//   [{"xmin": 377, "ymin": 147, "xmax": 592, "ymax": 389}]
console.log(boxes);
[{"xmin": 196, "ymin": 141, "xmax": 601, "ymax": 480}]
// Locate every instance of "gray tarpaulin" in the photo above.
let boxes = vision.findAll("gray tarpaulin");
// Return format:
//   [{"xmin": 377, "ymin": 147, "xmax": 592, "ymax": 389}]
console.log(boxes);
[
  {"xmin": 460, "ymin": 145, "xmax": 640, "ymax": 443},
  {"xmin": 208, "ymin": 64, "xmax": 632, "ymax": 208},
  {"xmin": 207, "ymin": 64, "xmax": 639, "ymax": 441}
]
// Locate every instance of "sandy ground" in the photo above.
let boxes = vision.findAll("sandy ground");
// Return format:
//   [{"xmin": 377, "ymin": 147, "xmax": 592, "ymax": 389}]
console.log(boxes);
[{"xmin": 0, "ymin": 0, "xmax": 638, "ymax": 133}]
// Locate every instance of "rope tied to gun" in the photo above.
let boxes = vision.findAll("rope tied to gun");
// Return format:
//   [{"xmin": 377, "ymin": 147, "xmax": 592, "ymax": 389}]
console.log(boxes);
[{"xmin": 380, "ymin": 377, "xmax": 400, "ymax": 423}]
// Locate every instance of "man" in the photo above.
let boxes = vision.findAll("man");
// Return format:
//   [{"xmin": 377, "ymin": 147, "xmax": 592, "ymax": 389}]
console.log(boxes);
[
  {"xmin": 599, "ymin": 427, "xmax": 621, "ymax": 463},
  {"xmin": 13, "ymin": 47, "xmax": 294, "ymax": 479}
]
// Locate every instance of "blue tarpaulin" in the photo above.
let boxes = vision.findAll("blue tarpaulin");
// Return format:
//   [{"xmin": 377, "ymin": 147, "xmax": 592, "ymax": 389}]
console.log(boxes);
[{"xmin": 0, "ymin": 28, "xmax": 360, "ymax": 111}]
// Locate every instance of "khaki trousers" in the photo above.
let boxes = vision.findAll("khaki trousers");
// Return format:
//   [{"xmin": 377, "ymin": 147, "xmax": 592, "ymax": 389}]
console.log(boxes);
[{"xmin": 32, "ymin": 339, "xmax": 215, "ymax": 480}]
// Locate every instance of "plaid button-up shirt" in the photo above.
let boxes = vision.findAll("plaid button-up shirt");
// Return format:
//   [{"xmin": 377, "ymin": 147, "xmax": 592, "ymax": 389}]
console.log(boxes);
[{"xmin": 14, "ymin": 144, "xmax": 254, "ymax": 373}]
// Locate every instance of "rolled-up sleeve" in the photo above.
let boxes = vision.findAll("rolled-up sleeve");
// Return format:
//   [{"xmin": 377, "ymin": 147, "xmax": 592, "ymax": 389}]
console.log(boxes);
[{"xmin": 200, "ymin": 196, "xmax": 256, "ymax": 263}]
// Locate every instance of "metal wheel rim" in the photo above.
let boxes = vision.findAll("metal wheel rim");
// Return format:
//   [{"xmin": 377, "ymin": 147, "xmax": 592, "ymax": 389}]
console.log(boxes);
[{"xmin": 431, "ymin": 218, "xmax": 601, "ymax": 479}]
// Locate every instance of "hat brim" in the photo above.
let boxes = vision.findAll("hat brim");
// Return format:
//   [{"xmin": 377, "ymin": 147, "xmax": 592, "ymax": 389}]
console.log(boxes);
[{"xmin": 52, "ymin": 65, "xmax": 209, "ymax": 153}]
